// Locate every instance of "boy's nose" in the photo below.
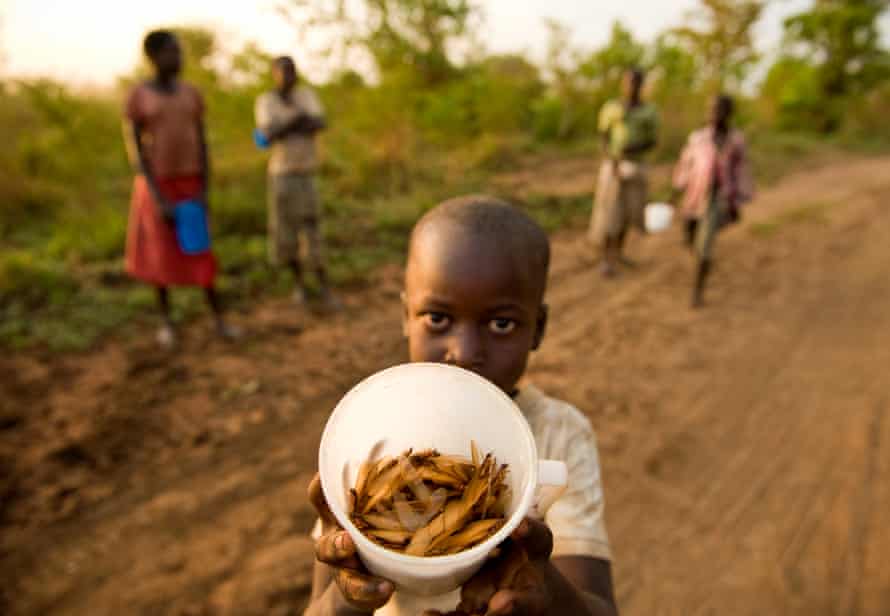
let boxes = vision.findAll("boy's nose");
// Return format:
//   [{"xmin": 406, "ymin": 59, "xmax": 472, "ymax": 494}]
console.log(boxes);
[{"xmin": 445, "ymin": 325, "xmax": 485, "ymax": 370}]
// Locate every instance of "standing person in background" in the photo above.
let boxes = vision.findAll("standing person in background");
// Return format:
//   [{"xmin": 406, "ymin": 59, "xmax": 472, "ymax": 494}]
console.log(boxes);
[
  {"xmin": 589, "ymin": 68, "xmax": 658, "ymax": 278},
  {"xmin": 255, "ymin": 57, "xmax": 338, "ymax": 309},
  {"xmin": 123, "ymin": 29, "xmax": 238, "ymax": 348},
  {"xmin": 673, "ymin": 95, "xmax": 753, "ymax": 308}
]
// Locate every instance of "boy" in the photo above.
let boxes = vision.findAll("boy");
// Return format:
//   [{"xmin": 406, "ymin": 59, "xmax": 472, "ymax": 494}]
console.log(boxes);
[
  {"xmin": 123, "ymin": 29, "xmax": 238, "ymax": 347},
  {"xmin": 304, "ymin": 196, "xmax": 617, "ymax": 616},
  {"xmin": 255, "ymin": 56, "xmax": 338, "ymax": 308},
  {"xmin": 673, "ymin": 95, "xmax": 753, "ymax": 307},
  {"xmin": 589, "ymin": 68, "xmax": 658, "ymax": 278}
]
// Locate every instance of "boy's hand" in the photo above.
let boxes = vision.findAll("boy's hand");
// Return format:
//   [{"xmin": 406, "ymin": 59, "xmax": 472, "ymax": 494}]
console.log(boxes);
[
  {"xmin": 159, "ymin": 201, "xmax": 176, "ymax": 224},
  {"xmin": 423, "ymin": 518, "xmax": 555, "ymax": 616},
  {"xmin": 308, "ymin": 474, "xmax": 395, "ymax": 612}
]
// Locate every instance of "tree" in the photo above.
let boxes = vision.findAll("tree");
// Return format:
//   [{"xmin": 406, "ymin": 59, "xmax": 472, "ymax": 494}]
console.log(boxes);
[
  {"xmin": 578, "ymin": 21, "xmax": 647, "ymax": 94},
  {"xmin": 538, "ymin": 21, "xmax": 645, "ymax": 139},
  {"xmin": 278, "ymin": 0, "xmax": 479, "ymax": 85},
  {"xmin": 783, "ymin": 0, "xmax": 889, "ymax": 97},
  {"xmin": 670, "ymin": 0, "xmax": 765, "ymax": 92},
  {"xmin": 175, "ymin": 27, "xmax": 221, "ymax": 90}
]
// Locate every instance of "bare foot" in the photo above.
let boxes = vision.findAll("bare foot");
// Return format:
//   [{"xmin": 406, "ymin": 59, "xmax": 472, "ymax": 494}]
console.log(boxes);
[
  {"xmin": 157, "ymin": 324, "xmax": 177, "ymax": 350},
  {"xmin": 216, "ymin": 322, "xmax": 243, "ymax": 341},
  {"xmin": 318, "ymin": 290, "xmax": 344, "ymax": 313},
  {"xmin": 599, "ymin": 260, "xmax": 618, "ymax": 279}
]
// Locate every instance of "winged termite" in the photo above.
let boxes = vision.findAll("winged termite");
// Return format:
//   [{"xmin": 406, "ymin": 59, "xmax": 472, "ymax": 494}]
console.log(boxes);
[
  {"xmin": 416, "ymin": 466, "xmax": 465, "ymax": 488},
  {"xmin": 436, "ymin": 518, "xmax": 504, "ymax": 553},
  {"xmin": 362, "ymin": 511, "xmax": 404, "ymax": 532},
  {"xmin": 361, "ymin": 462, "xmax": 404, "ymax": 513},
  {"xmin": 367, "ymin": 529, "xmax": 413, "ymax": 545},
  {"xmin": 347, "ymin": 442, "xmax": 510, "ymax": 557}
]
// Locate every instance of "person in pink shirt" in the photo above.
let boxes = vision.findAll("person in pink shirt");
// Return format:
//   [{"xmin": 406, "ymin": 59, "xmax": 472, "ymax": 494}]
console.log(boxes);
[{"xmin": 673, "ymin": 95, "xmax": 753, "ymax": 308}]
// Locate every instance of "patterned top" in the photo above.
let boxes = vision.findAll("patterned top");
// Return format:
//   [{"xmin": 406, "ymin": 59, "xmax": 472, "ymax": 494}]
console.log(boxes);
[
  {"xmin": 599, "ymin": 99, "xmax": 659, "ymax": 161},
  {"xmin": 255, "ymin": 86, "xmax": 325, "ymax": 175},
  {"xmin": 673, "ymin": 127, "xmax": 754, "ymax": 219}
]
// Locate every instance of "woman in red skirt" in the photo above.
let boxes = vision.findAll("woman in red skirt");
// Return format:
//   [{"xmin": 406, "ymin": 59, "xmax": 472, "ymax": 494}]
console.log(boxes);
[{"xmin": 124, "ymin": 29, "xmax": 238, "ymax": 347}]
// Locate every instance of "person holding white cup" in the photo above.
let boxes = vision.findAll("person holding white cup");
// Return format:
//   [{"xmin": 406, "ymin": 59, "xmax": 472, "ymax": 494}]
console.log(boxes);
[{"xmin": 304, "ymin": 197, "xmax": 617, "ymax": 616}]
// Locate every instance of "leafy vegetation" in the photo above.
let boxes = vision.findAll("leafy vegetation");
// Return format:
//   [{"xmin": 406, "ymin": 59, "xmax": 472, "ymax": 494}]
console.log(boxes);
[{"xmin": 1, "ymin": 0, "xmax": 888, "ymax": 350}]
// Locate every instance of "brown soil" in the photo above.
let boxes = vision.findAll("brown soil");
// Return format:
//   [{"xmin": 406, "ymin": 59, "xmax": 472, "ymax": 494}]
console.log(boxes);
[{"xmin": 2, "ymin": 155, "xmax": 889, "ymax": 615}]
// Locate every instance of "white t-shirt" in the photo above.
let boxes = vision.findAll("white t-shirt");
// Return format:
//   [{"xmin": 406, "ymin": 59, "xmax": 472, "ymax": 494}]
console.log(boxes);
[
  {"xmin": 254, "ymin": 86, "xmax": 324, "ymax": 175},
  {"xmin": 315, "ymin": 384, "xmax": 611, "ymax": 615}
]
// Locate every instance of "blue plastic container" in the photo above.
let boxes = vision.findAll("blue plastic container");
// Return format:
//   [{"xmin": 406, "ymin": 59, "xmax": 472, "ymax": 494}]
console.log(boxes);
[
  {"xmin": 174, "ymin": 199, "xmax": 212, "ymax": 255},
  {"xmin": 253, "ymin": 128, "xmax": 270, "ymax": 150}
]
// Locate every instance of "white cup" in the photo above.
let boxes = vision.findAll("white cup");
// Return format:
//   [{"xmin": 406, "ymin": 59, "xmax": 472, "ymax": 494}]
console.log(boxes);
[
  {"xmin": 319, "ymin": 363, "xmax": 568, "ymax": 596},
  {"xmin": 644, "ymin": 202, "xmax": 675, "ymax": 234}
]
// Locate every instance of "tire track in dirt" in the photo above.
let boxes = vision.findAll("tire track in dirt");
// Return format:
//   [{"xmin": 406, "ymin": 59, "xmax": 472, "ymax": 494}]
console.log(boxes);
[{"xmin": 589, "ymin": 161, "xmax": 890, "ymax": 616}]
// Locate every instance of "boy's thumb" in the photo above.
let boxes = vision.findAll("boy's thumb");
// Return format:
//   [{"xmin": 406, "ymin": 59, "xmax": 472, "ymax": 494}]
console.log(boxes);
[
  {"xmin": 510, "ymin": 518, "xmax": 553, "ymax": 561},
  {"xmin": 308, "ymin": 473, "xmax": 338, "ymax": 530}
]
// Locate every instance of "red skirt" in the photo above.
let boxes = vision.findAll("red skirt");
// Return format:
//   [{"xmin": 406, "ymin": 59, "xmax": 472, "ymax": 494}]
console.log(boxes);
[{"xmin": 125, "ymin": 175, "xmax": 218, "ymax": 288}]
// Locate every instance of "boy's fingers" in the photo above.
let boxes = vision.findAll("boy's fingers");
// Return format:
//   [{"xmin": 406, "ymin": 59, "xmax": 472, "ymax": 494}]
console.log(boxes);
[
  {"xmin": 307, "ymin": 473, "xmax": 338, "ymax": 529},
  {"xmin": 460, "ymin": 540, "xmax": 528, "ymax": 613},
  {"xmin": 485, "ymin": 588, "xmax": 548, "ymax": 616},
  {"xmin": 510, "ymin": 518, "xmax": 553, "ymax": 561},
  {"xmin": 486, "ymin": 565, "xmax": 548, "ymax": 616},
  {"xmin": 334, "ymin": 567, "xmax": 394, "ymax": 611},
  {"xmin": 315, "ymin": 530, "xmax": 357, "ymax": 565}
]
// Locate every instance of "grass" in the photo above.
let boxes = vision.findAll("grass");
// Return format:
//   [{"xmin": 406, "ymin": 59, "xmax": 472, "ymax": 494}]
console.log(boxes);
[{"xmin": 1, "ymin": 134, "xmax": 885, "ymax": 353}]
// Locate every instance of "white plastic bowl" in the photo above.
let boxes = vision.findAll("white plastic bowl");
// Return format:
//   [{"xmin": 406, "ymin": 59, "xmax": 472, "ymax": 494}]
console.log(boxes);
[
  {"xmin": 645, "ymin": 202, "xmax": 675, "ymax": 233},
  {"xmin": 318, "ymin": 363, "xmax": 566, "ymax": 596}
]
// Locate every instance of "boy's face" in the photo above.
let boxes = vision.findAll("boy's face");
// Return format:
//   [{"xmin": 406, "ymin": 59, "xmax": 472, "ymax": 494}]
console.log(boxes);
[
  {"xmin": 710, "ymin": 97, "xmax": 733, "ymax": 127},
  {"xmin": 152, "ymin": 39, "xmax": 182, "ymax": 77},
  {"xmin": 621, "ymin": 71, "xmax": 641, "ymax": 101},
  {"xmin": 273, "ymin": 61, "xmax": 298, "ymax": 91},
  {"xmin": 403, "ymin": 227, "xmax": 547, "ymax": 395}
]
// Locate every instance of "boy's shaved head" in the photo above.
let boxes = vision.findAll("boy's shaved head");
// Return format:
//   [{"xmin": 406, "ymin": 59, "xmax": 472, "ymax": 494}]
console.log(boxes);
[
  {"xmin": 143, "ymin": 29, "xmax": 176, "ymax": 59},
  {"xmin": 408, "ymin": 195, "xmax": 550, "ymax": 301},
  {"xmin": 404, "ymin": 195, "xmax": 551, "ymax": 394}
]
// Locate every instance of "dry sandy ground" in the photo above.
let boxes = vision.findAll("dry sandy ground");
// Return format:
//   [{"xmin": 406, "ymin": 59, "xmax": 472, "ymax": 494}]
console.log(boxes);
[{"xmin": 2, "ymin": 155, "xmax": 889, "ymax": 615}]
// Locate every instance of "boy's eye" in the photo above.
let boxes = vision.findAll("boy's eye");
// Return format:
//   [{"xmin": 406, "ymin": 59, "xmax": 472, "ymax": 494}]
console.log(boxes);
[
  {"xmin": 489, "ymin": 318, "xmax": 517, "ymax": 335},
  {"xmin": 422, "ymin": 312, "xmax": 451, "ymax": 332}
]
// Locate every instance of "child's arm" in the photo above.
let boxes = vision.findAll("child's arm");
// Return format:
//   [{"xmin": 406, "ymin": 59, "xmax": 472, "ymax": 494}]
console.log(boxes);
[
  {"xmin": 303, "ymin": 475, "xmax": 395, "ymax": 616},
  {"xmin": 730, "ymin": 134, "xmax": 754, "ymax": 213},
  {"xmin": 125, "ymin": 120, "xmax": 173, "ymax": 221},
  {"xmin": 198, "ymin": 117, "xmax": 210, "ymax": 206},
  {"xmin": 304, "ymin": 561, "xmax": 377, "ymax": 616},
  {"xmin": 671, "ymin": 133, "xmax": 695, "ymax": 203},
  {"xmin": 552, "ymin": 555, "xmax": 618, "ymax": 615},
  {"xmin": 424, "ymin": 518, "xmax": 616, "ymax": 616},
  {"xmin": 265, "ymin": 113, "xmax": 326, "ymax": 142}
]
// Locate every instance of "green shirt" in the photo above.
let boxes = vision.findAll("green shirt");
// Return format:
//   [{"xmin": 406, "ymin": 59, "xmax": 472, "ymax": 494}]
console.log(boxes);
[{"xmin": 598, "ymin": 99, "xmax": 658, "ymax": 161}]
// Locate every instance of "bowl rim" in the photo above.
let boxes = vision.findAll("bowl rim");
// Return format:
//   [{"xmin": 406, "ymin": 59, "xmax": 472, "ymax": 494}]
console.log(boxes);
[{"xmin": 318, "ymin": 362, "xmax": 539, "ymax": 569}]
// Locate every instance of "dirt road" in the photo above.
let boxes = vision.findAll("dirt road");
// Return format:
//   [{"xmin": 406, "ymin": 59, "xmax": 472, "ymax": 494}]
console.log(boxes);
[{"xmin": 2, "ymin": 155, "xmax": 889, "ymax": 615}]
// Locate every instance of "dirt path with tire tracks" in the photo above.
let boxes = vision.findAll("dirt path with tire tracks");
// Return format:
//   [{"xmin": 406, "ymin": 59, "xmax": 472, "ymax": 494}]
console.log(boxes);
[{"xmin": 2, "ymin": 155, "xmax": 889, "ymax": 615}]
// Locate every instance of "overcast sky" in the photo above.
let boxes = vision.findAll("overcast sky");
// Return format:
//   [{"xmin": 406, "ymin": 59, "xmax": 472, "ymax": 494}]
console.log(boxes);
[{"xmin": 1, "ymin": 0, "xmax": 885, "ymax": 86}]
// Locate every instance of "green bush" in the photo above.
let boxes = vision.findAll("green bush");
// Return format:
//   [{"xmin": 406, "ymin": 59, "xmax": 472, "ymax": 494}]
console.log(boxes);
[{"xmin": 0, "ymin": 251, "xmax": 77, "ymax": 308}]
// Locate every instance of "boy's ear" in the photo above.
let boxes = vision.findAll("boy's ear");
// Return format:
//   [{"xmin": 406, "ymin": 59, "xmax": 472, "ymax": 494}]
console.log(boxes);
[
  {"xmin": 532, "ymin": 303, "xmax": 548, "ymax": 351},
  {"xmin": 400, "ymin": 291, "xmax": 410, "ymax": 338}
]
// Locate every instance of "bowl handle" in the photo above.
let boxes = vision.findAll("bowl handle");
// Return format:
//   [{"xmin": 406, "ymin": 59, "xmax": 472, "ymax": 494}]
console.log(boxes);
[{"xmin": 530, "ymin": 459, "xmax": 568, "ymax": 520}]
